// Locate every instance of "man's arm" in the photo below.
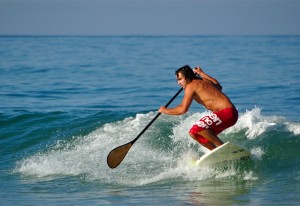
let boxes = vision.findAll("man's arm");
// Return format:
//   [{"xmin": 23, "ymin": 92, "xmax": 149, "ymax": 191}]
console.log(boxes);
[
  {"xmin": 159, "ymin": 85, "xmax": 194, "ymax": 115},
  {"xmin": 194, "ymin": 67, "xmax": 222, "ymax": 91}
]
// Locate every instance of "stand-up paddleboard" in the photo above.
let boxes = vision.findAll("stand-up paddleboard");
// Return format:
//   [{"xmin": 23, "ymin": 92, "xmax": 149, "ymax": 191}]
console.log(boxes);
[{"xmin": 196, "ymin": 142, "xmax": 250, "ymax": 167}]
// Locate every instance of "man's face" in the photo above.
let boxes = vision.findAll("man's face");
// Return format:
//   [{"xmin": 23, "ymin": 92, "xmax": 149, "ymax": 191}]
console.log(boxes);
[{"xmin": 176, "ymin": 72, "xmax": 189, "ymax": 89}]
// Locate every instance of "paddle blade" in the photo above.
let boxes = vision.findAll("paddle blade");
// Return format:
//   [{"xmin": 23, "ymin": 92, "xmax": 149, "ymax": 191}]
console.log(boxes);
[{"xmin": 107, "ymin": 142, "xmax": 132, "ymax": 168}]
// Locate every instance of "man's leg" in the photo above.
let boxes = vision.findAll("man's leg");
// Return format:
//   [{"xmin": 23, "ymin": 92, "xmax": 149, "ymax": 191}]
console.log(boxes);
[
  {"xmin": 189, "ymin": 132, "xmax": 217, "ymax": 150},
  {"xmin": 199, "ymin": 129, "xmax": 224, "ymax": 147}
]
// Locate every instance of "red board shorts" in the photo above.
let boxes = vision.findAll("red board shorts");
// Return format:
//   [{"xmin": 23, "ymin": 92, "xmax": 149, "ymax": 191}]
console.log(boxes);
[{"xmin": 189, "ymin": 108, "xmax": 238, "ymax": 144}]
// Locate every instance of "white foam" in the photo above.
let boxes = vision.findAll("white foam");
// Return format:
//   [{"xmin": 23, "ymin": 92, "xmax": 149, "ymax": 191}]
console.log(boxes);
[
  {"xmin": 17, "ymin": 108, "xmax": 292, "ymax": 185},
  {"xmin": 16, "ymin": 112, "xmax": 175, "ymax": 185},
  {"xmin": 250, "ymin": 147, "xmax": 265, "ymax": 160},
  {"xmin": 225, "ymin": 108, "xmax": 285, "ymax": 139},
  {"xmin": 286, "ymin": 122, "xmax": 300, "ymax": 135},
  {"xmin": 243, "ymin": 171, "xmax": 259, "ymax": 181}
]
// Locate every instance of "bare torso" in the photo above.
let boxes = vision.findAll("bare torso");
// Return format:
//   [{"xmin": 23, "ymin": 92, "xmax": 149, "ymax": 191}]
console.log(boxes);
[
  {"xmin": 158, "ymin": 68, "xmax": 235, "ymax": 115},
  {"xmin": 189, "ymin": 78, "xmax": 234, "ymax": 112}
]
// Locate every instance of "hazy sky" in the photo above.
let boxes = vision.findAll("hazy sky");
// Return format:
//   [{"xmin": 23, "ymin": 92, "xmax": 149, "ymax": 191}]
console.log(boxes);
[{"xmin": 0, "ymin": 0, "xmax": 299, "ymax": 35}]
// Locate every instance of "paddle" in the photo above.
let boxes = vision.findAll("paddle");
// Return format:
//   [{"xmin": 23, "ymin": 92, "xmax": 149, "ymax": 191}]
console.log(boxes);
[{"xmin": 107, "ymin": 87, "xmax": 183, "ymax": 168}]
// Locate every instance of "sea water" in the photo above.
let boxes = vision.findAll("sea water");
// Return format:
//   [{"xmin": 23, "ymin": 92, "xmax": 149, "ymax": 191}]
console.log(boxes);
[{"xmin": 1, "ymin": 35, "xmax": 300, "ymax": 205}]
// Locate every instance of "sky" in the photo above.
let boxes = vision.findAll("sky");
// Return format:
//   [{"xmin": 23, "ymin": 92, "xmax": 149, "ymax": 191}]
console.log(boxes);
[{"xmin": 0, "ymin": 0, "xmax": 300, "ymax": 35}]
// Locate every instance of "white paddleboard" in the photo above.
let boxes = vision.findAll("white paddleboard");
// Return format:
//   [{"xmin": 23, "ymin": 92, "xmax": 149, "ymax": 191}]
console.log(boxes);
[{"xmin": 196, "ymin": 142, "xmax": 250, "ymax": 167}]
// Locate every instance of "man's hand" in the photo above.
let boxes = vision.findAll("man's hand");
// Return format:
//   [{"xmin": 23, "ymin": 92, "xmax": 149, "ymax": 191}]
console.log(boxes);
[
  {"xmin": 194, "ymin": 66, "xmax": 204, "ymax": 76},
  {"xmin": 158, "ymin": 106, "xmax": 167, "ymax": 113}
]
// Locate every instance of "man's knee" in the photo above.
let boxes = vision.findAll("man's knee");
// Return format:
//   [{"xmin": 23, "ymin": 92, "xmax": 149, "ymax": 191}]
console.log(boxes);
[
  {"xmin": 199, "ymin": 129, "xmax": 215, "ymax": 136},
  {"xmin": 189, "ymin": 132, "xmax": 198, "ymax": 141},
  {"xmin": 189, "ymin": 131, "xmax": 210, "ymax": 144}
]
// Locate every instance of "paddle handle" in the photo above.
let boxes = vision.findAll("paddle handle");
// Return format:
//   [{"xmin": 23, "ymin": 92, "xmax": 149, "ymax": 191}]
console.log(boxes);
[{"xmin": 131, "ymin": 87, "xmax": 183, "ymax": 145}]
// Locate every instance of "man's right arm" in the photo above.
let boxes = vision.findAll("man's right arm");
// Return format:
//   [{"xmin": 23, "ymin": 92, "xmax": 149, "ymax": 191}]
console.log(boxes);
[
  {"xmin": 159, "ymin": 84, "xmax": 194, "ymax": 115},
  {"xmin": 194, "ymin": 67, "xmax": 222, "ymax": 91}
]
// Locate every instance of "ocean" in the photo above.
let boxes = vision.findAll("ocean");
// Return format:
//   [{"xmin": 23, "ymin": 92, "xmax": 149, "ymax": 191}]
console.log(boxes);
[{"xmin": 1, "ymin": 35, "xmax": 300, "ymax": 205}]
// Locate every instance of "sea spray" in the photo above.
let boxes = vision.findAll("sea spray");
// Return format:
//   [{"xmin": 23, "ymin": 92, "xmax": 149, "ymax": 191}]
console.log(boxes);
[{"xmin": 15, "ymin": 108, "xmax": 300, "ymax": 186}]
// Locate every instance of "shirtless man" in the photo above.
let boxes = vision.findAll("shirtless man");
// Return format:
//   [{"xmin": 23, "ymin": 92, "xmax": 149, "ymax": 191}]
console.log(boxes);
[{"xmin": 159, "ymin": 65, "xmax": 238, "ymax": 150}]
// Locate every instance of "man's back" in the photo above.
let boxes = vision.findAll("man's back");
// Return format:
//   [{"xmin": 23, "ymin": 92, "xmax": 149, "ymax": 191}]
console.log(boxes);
[{"xmin": 188, "ymin": 79, "xmax": 234, "ymax": 112}]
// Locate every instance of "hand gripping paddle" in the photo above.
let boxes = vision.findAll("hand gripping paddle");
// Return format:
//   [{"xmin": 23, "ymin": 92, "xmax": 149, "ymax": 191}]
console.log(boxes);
[{"xmin": 107, "ymin": 88, "xmax": 183, "ymax": 168}]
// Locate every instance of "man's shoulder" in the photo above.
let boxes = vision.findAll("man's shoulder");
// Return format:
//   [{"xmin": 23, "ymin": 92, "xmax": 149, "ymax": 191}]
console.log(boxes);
[
  {"xmin": 186, "ymin": 80, "xmax": 203, "ymax": 92},
  {"xmin": 191, "ymin": 79, "xmax": 204, "ymax": 87},
  {"xmin": 192, "ymin": 78, "xmax": 203, "ymax": 83}
]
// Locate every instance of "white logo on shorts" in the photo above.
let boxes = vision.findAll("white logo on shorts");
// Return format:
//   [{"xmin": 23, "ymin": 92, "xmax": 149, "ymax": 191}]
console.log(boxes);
[{"xmin": 196, "ymin": 113, "xmax": 222, "ymax": 129}]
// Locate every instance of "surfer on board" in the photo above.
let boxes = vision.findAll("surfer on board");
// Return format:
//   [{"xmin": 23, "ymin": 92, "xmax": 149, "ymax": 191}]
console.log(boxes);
[{"xmin": 159, "ymin": 65, "xmax": 238, "ymax": 150}]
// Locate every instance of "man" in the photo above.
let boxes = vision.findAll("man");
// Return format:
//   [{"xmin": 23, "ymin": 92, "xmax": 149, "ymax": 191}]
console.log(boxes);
[{"xmin": 159, "ymin": 65, "xmax": 238, "ymax": 150}]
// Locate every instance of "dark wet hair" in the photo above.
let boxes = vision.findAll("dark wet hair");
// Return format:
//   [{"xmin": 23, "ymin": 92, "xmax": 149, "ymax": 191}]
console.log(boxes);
[{"xmin": 175, "ymin": 65, "xmax": 199, "ymax": 81}]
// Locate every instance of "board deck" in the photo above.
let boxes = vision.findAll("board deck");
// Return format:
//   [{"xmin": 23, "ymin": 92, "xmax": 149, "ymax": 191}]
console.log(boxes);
[{"xmin": 196, "ymin": 142, "xmax": 251, "ymax": 167}]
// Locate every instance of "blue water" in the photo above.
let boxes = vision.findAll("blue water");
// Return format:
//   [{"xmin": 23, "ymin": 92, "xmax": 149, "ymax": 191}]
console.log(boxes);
[{"xmin": 1, "ymin": 36, "xmax": 300, "ymax": 205}]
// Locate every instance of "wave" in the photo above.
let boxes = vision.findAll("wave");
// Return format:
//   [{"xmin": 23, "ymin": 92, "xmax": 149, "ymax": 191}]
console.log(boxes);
[{"xmin": 14, "ymin": 108, "xmax": 300, "ymax": 186}]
